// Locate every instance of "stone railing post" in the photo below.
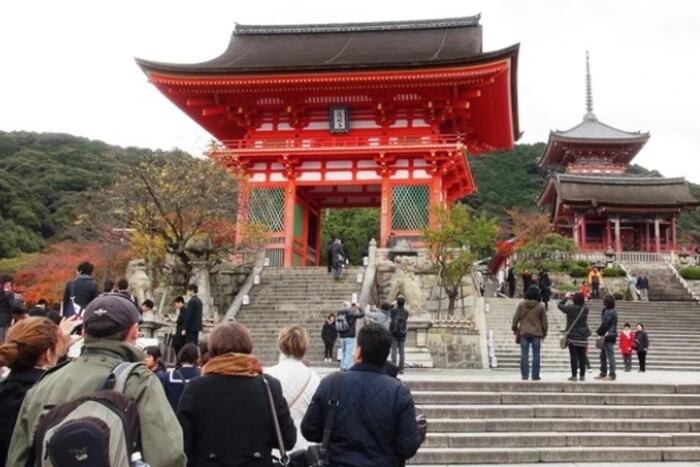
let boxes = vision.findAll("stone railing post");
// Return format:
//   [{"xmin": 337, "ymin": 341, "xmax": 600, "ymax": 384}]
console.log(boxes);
[
  {"xmin": 359, "ymin": 239, "xmax": 378, "ymax": 307},
  {"xmin": 192, "ymin": 261, "xmax": 213, "ymax": 319}
]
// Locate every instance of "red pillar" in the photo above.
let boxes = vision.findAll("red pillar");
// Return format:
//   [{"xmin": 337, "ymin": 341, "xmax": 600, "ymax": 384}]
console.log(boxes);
[
  {"xmin": 234, "ymin": 183, "xmax": 250, "ymax": 246},
  {"xmin": 380, "ymin": 175, "xmax": 392, "ymax": 248},
  {"xmin": 645, "ymin": 222, "xmax": 651, "ymax": 252},
  {"xmin": 665, "ymin": 219, "xmax": 671, "ymax": 251},
  {"xmin": 283, "ymin": 177, "xmax": 297, "ymax": 267},
  {"xmin": 606, "ymin": 217, "xmax": 612, "ymax": 248},
  {"xmin": 672, "ymin": 216, "xmax": 677, "ymax": 251},
  {"xmin": 429, "ymin": 176, "xmax": 443, "ymax": 228},
  {"xmin": 654, "ymin": 217, "xmax": 661, "ymax": 254},
  {"xmin": 573, "ymin": 213, "xmax": 580, "ymax": 248},
  {"xmin": 614, "ymin": 216, "xmax": 621, "ymax": 253},
  {"xmin": 580, "ymin": 215, "xmax": 587, "ymax": 249}
]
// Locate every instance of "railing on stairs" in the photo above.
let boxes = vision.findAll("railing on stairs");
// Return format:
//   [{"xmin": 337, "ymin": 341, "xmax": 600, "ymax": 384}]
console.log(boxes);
[
  {"xmin": 668, "ymin": 263, "xmax": 700, "ymax": 302},
  {"xmin": 358, "ymin": 239, "xmax": 378, "ymax": 307},
  {"xmin": 224, "ymin": 250, "xmax": 266, "ymax": 322}
]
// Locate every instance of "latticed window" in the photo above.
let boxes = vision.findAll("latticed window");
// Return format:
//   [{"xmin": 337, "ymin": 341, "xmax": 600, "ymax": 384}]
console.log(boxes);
[
  {"xmin": 248, "ymin": 188, "xmax": 284, "ymax": 232},
  {"xmin": 391, "ymin": 185, "xmax": 429, "ymax": 230}
]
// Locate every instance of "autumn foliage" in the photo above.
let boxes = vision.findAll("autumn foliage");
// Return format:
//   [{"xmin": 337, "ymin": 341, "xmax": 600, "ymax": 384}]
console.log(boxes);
[{"xmin": 12, "ymin": 241, "xmax": 130, "ymax": 305}]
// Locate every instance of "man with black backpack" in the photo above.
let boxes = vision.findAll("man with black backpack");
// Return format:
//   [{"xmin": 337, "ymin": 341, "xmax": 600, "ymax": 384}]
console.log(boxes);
[
  {"xmin": 390, "ymin": 295, "xmax": 409, "ymax": 373},
  {"xmin": 7, "ymin": 294, "xmax": 186, "ymax": 467},
  {"xmin": 336, "ymin": 301, "xmax": 364, "ymax": 371}
]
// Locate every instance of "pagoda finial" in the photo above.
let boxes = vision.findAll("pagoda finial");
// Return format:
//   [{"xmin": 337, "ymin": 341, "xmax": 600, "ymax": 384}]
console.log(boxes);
[{"xmin": 584, "ymin": 50, "xmax": 597, "ymax": 121}]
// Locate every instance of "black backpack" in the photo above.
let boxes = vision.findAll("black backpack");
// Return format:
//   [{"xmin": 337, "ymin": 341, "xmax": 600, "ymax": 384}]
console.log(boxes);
[
  {"xmin": 391, "ymin": 309, "xmax": 408, "ymax": 338},
  {"xmin": 31, "ymin": 362, "xmax": 144, "ymax": 467}
]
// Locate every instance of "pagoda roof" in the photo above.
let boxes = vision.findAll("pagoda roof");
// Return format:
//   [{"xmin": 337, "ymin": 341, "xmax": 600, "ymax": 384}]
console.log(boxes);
[
  {"xmin": 551, "ymin": 116, "xmax": 650, "ymax": 141},
  {"xmin": 135, "ymin": 15, "xmax": 504, "ymax": 74},
  {"xmin": 538, "ymin": 173, "xmax": 700, "ymax": 210}
]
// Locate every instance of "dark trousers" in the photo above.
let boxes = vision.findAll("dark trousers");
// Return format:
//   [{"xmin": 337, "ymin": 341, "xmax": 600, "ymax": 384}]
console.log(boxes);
[
  {"xmin": 508, "ymin": 282, "xmax": 515, "ymax": 298},
  {"xmin": 637, "ymin": 351, "xmax": 647, "ymax": 372},
  {"xmin": 591, "ymin": 281, "xmax": 600, "ymax": 299},
  {"xmin": 323, "ymin": 340, "xmax": 335, "ymax": 359},
  {"xmin": 568, "ymin": 344, "xmax": 587, "ymax": 378},
  {"xmin": 391, "ymin": 339, "xmax": 406, "ymax": 372},
  {"xmin": 185, "ymin": 332, "xmax": 199, "ymax": 345},
  {"xmin": 599, "ymin": 341, "xmax": 616, "ymax": 377},
  {"xmin": 622, "ymin": 353, "xmax": 633, "ymax": 371}
]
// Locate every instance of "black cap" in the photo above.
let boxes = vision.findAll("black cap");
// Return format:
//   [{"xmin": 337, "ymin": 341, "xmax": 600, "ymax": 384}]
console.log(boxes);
[{"xmin": 83, "ymin": 293, "xmax": 141, "ymax": 331}]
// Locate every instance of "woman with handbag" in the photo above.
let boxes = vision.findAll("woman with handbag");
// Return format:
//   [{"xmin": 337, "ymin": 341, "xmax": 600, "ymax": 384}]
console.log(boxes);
[
  {"xmin": 177, "ymin": 322, "xmax": 296, "ymax": 466},
  {"xmin": 558, "ymin": 292, "xmax": 590, "ymax": 381},
  {"xmin": 266, "ymin": 325, "xmax": 321, "ymax": 453}
]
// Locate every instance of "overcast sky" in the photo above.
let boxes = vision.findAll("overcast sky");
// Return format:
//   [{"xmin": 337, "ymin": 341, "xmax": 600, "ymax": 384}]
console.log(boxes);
[{"xmin": 1, "ymin": 0, "xmax": 699, "ymax": 182}]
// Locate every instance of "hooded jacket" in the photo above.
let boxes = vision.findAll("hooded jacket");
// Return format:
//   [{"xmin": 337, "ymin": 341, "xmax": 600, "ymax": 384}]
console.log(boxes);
[{"xmin": 512, "ymin": 299, "xmax": 548, "ymax": 338}]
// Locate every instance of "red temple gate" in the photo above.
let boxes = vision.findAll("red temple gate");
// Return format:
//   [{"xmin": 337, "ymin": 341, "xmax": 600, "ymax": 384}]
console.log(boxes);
[{"xmin": 137, "ymin": 16, "xmax": 520, "ymax": 266}]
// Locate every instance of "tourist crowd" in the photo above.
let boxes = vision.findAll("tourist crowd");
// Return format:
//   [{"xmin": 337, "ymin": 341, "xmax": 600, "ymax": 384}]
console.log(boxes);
[{"xmin": 0, "ymin": 262, "xmax": 423, "ymax": 467}]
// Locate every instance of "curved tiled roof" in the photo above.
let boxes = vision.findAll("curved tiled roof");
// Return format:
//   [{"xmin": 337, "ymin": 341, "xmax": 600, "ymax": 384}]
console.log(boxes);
[
  {"xmin": 135, "ymin": 15, "xmax": 496, "ymax": 74},
  {"xmin": 539, "ymin": 173, "xmax": 700, "ymax": 207},
  {"xmin": 552, "ymin": 116, "xmax": 649, "ymax": 141}
]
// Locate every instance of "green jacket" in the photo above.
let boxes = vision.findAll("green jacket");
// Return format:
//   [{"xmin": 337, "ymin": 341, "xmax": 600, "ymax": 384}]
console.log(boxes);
[{"xmin": 7, "ymin": 339, "xmax": 186, "ymax": 467}]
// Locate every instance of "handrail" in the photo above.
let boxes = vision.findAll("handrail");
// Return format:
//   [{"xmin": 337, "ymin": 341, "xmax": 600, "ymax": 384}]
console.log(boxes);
[
  {"xmin": 358, "ymin": 239, "xmax": 378, "ymax": 307},
  {"xmin": 668, "ymin": 263, "xmax": 700, "ymax": 302},
  {"xmin": 213, "ymin": 133, "xmax": 465, "ymax": 152},
  {"xmin": 224, "ymin": 250, "xmax": 266, "ymax": 321}
]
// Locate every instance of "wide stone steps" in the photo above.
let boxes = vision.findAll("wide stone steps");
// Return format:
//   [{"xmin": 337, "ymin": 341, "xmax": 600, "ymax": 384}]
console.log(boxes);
[
  {"xmin": 404, "ymin": 379, "xmax": 700, "ymax": 465},
  {"xmin": 485, "ymin": 297, "xmax": 700, "ymax": 372},
  {"xmin": 411, "ymin": 446, "xmax": 700, "ymax": 464},
  {"xmin": 234, "ymin": 267, "xmax": 363, "ymax": 365}
]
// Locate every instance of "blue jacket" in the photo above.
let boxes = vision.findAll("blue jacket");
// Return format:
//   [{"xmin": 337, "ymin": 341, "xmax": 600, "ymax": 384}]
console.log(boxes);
[
  {"xmin": 163, "ymin": 366, "xmax": 201, "ymax": 411},
  {"xmin": 301, "ymin": 363, "xmax": 419, "ymax": 467}
]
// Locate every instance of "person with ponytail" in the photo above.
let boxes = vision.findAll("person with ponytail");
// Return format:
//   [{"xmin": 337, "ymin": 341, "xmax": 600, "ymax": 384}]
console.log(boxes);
[{"xmin": 0, "ymin": 316, "xmax": 79, "ymax": 465}]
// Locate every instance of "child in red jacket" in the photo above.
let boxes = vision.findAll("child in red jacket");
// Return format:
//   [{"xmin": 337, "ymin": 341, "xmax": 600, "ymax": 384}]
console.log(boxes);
[{"xmin": 619, "ymin": 322, "xmax": 635, "ymax": 372}]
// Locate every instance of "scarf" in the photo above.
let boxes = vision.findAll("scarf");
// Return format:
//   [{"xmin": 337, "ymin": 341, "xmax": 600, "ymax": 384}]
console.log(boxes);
[{"xmin": 202, "ymin": 352, "xmax": 262, "ymax": 377}]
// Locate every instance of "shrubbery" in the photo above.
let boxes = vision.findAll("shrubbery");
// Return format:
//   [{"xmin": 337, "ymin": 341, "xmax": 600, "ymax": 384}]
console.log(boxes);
[
  {"xmin": 679, "ymin": 266, "xmax": 700, "ymax": 280},
  {"xmin": 602, "ymin": 267, "xmax": 627, "ymax": 277},
  {"xmin": 613, "ymin": 292, "xmax": 625, "ymax": 301},
  {"xmin": 569, "ymin": 267, "xmax": 588, "ymax": 278}
]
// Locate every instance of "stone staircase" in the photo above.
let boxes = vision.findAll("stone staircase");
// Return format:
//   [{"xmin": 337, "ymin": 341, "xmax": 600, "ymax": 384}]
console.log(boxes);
[
  {"xmin": 408, "ymin": 377, "xmax": 700, "ymax": 464},
  {"xmin": 625, "ymin": 262, "xmax": 696, "ymax": 301},
  {"xmin": 234, "ymin": 267, "xmax": 362, "ymax": 366},
  {"xmin": 484, "ymin": 297, "xmax": 700, "ymax": 372}
]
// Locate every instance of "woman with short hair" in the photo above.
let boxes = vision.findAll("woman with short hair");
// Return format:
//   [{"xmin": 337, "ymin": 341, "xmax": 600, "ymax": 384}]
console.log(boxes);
[
  {"xmin": 163, "ymin": 343, "xmax": 201, "ymax": 410},
  {"xmin": 266, "ymin": 325, "xmax": 321, "ymax": 452},
  {"xmin": 512, "ymin": 285, "xmax": 548, "ymax": 381},
  {"xmin": 177, "ymin": 322, "xmax": 295, "ymax": 465}
]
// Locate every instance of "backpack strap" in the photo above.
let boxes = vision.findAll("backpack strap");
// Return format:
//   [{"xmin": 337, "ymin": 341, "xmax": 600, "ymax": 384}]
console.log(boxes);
[
  {"xmin": 321, "ymin": 372, "xmax": 345, "ymax": 451},
  {"xmin": 100, "ymin": 362, "xmax": 144, "ymax": 392}
]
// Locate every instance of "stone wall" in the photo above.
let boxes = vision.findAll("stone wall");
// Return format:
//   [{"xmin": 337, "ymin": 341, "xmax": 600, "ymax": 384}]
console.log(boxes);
[
  {"xmin": 687, "ymin": 280, "xmax": 700, "ymax": 297},
  {"xmin": 209, "ymin": 262, "xmax": 254, "ymax": 317},
  {"xmin": 427, "ymin": 323, "xmax": 481, "ymax": 369}
]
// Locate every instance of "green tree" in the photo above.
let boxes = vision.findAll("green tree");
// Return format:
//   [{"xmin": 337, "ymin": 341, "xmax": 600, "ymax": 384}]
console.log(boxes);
[
  {"xmin": 320, "ymin": 208, "xmax": 379, "ymax": 264},
  {"xmin": 423, "ymin": 204, "xmax": 498, "ymax": 316},
  {"xmin": 83, "ymin": 153, "xmax": 250, "ymax": 288}
]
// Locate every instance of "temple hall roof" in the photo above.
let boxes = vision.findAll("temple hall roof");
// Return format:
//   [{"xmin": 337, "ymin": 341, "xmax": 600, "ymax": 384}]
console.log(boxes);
[
  {"xmin": 134, "ymin": 15, "xmax": 520, "ymax": 74},
  {"xmin": 538, "ymin": 173, "xmax": 700, "ymax": 209}
]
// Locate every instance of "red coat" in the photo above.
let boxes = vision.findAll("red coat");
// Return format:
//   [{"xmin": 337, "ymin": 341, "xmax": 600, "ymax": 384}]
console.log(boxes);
[{"xmin": 619, "ymin": 331, "xmax": 635, "ymax": 355}]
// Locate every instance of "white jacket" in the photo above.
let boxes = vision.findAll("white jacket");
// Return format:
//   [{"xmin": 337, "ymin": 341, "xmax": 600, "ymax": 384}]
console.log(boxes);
[{"xmin": 265, "ymin": 355, "xmax": 321, "ymax": 451}]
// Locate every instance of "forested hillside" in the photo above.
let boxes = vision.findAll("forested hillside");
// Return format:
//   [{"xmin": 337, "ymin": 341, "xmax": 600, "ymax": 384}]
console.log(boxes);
[
  {"xmin": 0, "ymin": 131, "xmax": 175, "ymax": 257},
  {"xmin": 1, "ymin": 130, "xmax": 698, "ymax": 261}
]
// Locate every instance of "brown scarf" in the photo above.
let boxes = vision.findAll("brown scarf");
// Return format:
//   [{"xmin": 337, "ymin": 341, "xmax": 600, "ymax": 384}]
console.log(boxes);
[{"xmin": 202, "ymin": 352, "xmax": 262, "ymax": 377}]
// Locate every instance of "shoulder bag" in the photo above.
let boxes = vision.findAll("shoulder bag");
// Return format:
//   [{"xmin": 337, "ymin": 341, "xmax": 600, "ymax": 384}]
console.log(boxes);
[
  {"xmin": 268, "ymin": 372, "xmax": 344, "ymax": 467},
  {"xmin": 559, "ymin": 306, "xmax": 586, "ymax": 349}
]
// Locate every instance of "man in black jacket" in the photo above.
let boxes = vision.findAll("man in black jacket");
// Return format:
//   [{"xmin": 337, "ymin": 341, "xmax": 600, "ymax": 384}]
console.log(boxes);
[
  {"xmin": 636, "ymin": 273, "xmax": 650, "ymax": 301},
  {"xmin": 302, "ymin": 323, "xmax": 419, "ymax": 467},
  {"xmin": 336, "ymin": 301, "xmax": 364, "ymax": 371},
  {"xmin": 390, "ymin": 296, "xmax": 409, "ymax": 373},
  {"xmin": 0, "ymin": 275, "xmax": 15, "ymax": 343},
  {"xmin": 183, "ymin": 284, "xmax": 203, "ymax": 345},
  {"xmin": 61, "ymin": 262, "xmax": 99, "ymax": 318}
]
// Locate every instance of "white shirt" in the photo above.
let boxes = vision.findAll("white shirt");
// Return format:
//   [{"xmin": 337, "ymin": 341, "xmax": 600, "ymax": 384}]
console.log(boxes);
[{"xmin": 265, "ymin": 355, "xmax": 321, "ymax": 451}]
